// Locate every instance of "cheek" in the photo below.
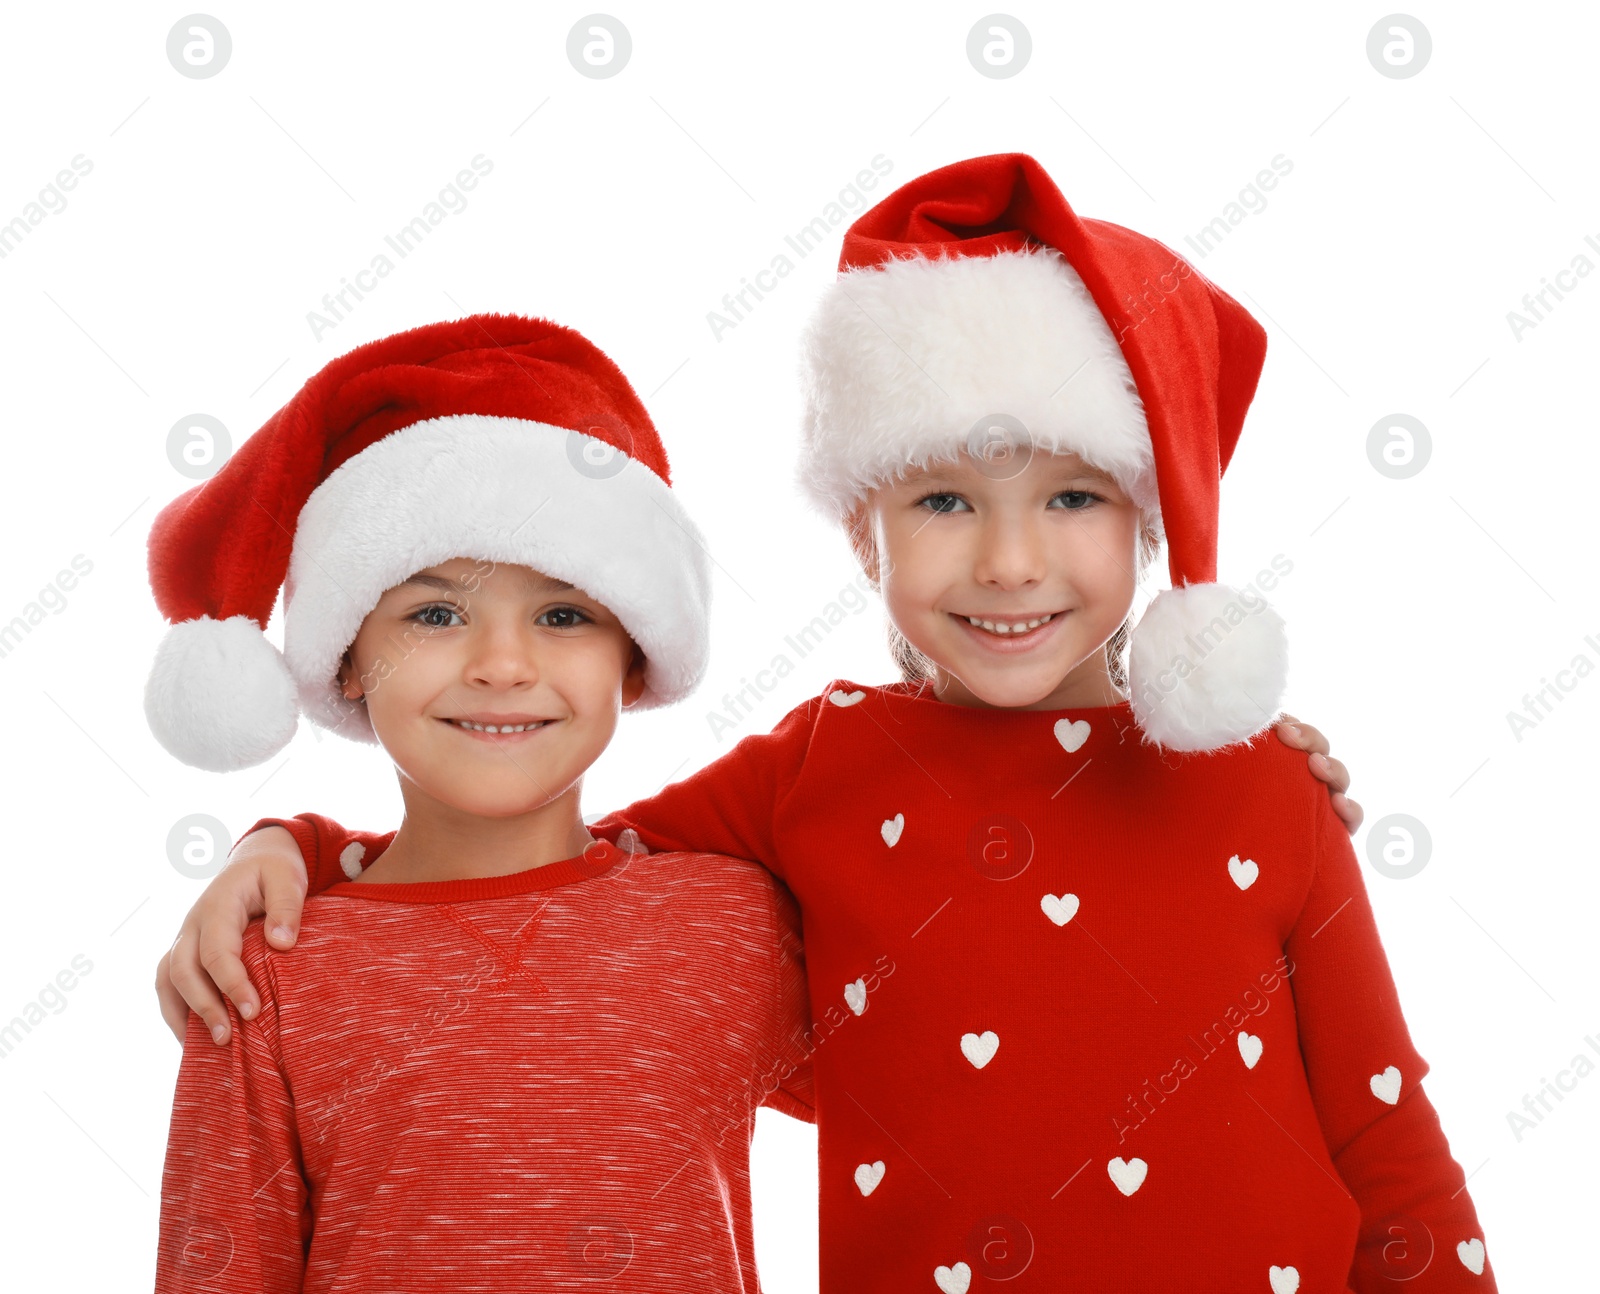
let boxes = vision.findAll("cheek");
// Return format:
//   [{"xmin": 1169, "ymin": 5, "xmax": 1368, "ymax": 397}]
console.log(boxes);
[
  {"xmin": 875, "ymin": 521, "xmax": 952, "ymax": 614},
  {"xmin": 360, "ymin": 634, "xmax": 452, "ymax": 721},
  {"xmin": 1058, "ymin": 513, "xmax": 1139, "ymax": 607}
]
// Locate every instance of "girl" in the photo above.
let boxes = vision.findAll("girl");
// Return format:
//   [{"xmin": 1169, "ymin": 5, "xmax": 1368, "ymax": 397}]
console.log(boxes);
[{"xmin": 159, "ymin": 157, "xmax": 1491, "ymax": 1290}]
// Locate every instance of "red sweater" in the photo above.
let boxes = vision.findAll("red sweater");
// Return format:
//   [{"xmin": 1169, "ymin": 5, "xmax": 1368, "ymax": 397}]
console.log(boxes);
[
  {"xmin": 155, "ymin": 837, "xmax": 813, "ymax": 1293},
  {"xmin": 278, "ymin": 682, "xmax": 1496, "ymax": 1292}
]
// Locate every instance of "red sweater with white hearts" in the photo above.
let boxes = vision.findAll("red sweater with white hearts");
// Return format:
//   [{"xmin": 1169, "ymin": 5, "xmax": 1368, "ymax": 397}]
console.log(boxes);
[{"xmin": 277, "ymin": 681, "xmax": 1496, "ymax": 1292}]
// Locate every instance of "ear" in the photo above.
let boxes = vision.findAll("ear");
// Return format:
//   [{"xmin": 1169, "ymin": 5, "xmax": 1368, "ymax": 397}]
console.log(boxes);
[
  {"xmin": 336, "ymin": 650, "xmax": 362, "ymax": 701},
  {"xmin": 620, "ymin": 641, "xmax": 649, "ymax": 709},
  {"xmin": 845, "ymin": 504, "xmax": 881, "ymax": 587}
]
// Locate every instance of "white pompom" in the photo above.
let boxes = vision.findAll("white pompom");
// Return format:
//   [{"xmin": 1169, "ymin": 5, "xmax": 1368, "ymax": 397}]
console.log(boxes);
[
  {"xmin": 144, "ymin": 615, "xmax": 300, "ymax": 772},
  {"xmin": 1127, "ymin": 583, "xmax": 1288, "ymax": 752}
]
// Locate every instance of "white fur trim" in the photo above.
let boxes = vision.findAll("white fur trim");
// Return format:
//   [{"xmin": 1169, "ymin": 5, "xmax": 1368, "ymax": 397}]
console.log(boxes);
[
  {"xmin": 144, "ymin": 615, "xmax": 300, "ymax": 771},
  {"xmin": 282, "ymin": 415, "xmax": 712, "ymax": 744},
  {"xmin": 798, "ymin": 246, "xmax": 1157, "ymax": 518},
  {"xmin": 1127, "ymin": 582, "xmax": 1288, "ymax": 752}
]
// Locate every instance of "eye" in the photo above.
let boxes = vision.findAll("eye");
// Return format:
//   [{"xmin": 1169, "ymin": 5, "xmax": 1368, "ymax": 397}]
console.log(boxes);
[
  {"xmin": 409, "ymin": 603, "xmax": 464, "ymax": 629},
  {"xmin": 536, "ymin": 605, "xmax": 593, "ymax": 629},
  {"xmin": 1050, "ymin": 490, "xmax": 1102, "ymax": 511},
  {"xmin": 916, "ymin": 492, "xmax": 971, "ymax": 514}
]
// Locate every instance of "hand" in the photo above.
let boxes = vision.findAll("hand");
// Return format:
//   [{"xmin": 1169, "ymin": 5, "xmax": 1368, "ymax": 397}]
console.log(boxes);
[
  {"xmin": 1275, "ymin": 714, "xmax": 1362, "ymax": 835},
  {"xmin": 155, "ymin": 826, "xmax": 309, "ymax": 1045}
]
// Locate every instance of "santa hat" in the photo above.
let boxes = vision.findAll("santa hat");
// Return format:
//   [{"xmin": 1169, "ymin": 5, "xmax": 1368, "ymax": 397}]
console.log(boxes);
[
  {"xmin": 798, "ymin": 152, "xmax": 1287, "ymax": 753},
  {"xmin": 145, "ymin": 313, "xmax": 711, "ymax": 772}
]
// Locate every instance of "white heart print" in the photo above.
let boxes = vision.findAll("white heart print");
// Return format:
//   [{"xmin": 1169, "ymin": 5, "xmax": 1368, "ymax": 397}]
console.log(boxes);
[
  {"xmin": 854, "ymin": 1160, "xmax": 885, "ymax": 1196},
  {"xmin": 1269, "ymin": 1265, "xmax": 1300, "ymax": 1294},
  {"xmin": 1228, "ymin": 854, "xmax": 1259, "ymax": 890},
  {"xmin": 844, "ymin": 978, "xmax": 868, "ymax": 1016},
  {"xmin": 339, "ymin": 841, "xmax": 367, "ymax": 879},
  {"xmin": 1107, "ymin": 1156, "xmax": 1147, "ymax": 1196},
  {"xmin": 1369, "ymin": 1065, "xmax": 1402, "ymax": 1105},
  {"xmin": 933, "ymin": 1262, "xmax": 971, "ymax": 1294},
  {"xmin": 960, "ymin": 1030, "xmax": 999, "ymax": 1069},
  {"xmin": 881, "ymin": 814, "xmax": 904, "ymax": 847},
  {"xmin": 1040, "ymin": 893, "xmax": 1080, "ymax": 926},
  {"xmin": 1054, "ymin": 717, "xmax": 1091, "ymax": 752},
  {"xmin": 883, "ymin": 806, "xmax": 908, "ymax": 850},
  {"xmin": 829, "ymin": 689, "xmax": 865, "ymax": 707},
  {"xmin": 1237, "ymin": 1031, "xmax": 1263, "ymax": 1069},
  {"xmin": 1456, "ymin": 1238, "xmax": 1485, "ymax": 1275}
]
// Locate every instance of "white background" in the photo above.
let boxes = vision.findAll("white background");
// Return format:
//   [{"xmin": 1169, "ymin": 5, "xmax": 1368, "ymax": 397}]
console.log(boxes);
[{"xmin": 1, "ymin": 2, "xmax": 1595, "ymax": 1288}]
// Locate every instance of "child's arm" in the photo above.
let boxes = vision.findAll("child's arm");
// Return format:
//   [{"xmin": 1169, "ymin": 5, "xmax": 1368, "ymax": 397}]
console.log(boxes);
[
  {"xmin": 588, "ymin": 695, "xmax": 822, "ymax": 872},
  {"xmin": 157, "ymin": 709, "xmax": 1356, "ymax": 1044},
  {"xmin": 155, "ymin": 938, "xmax": 308, "ymax": 1292},
  {"xmin": 1286, "ymin": 796, "xmax": 1496, "ymax": 1290}
]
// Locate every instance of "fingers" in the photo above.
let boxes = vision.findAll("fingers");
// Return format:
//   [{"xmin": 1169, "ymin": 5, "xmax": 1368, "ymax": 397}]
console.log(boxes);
[
  {"xmin": 1308, "ymin": 752, "xmax": 1350, "ymax": 794},
  {"xmin": 164, "ymin": 921, "xmax": 237, "ymax": 1045},
  {"xmin": 260, "ymin": 861, "xmax": 308, "ymax": 951},
  {"xmin": 1274, "ymin": 714, "xmax": 1331, "ymax": 758},
  {"xmin": 230, "ymin": 824, "xmax": 307, "ymax": 949},
  {"xmin": 196, "ymin": 896, "xmax": 261, "ymax": 1032},
  {"xmin": 1332, "ymin": 791, "xmax": 1364, "ymax": 836},
  {"xmin": 155, "ymin": 949, "xmax": 189, "ymax": 1044}
]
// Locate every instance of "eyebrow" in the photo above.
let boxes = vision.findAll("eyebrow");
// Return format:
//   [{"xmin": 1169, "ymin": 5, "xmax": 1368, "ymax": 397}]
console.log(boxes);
[
  {"xmin": 907, "ymin": 459, "xmax": 1119, "ymax": 488},
  {"xmin": 401, "ymin": 571, "xmax": 575, "ymax": 595},
  {"xmin": 1058, "ymin": 462, "xmax": 1117, "ymax": 484}
]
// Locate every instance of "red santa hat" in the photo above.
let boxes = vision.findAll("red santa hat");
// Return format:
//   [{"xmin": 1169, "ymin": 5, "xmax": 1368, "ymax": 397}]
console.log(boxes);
[
  {"xmin": 798, "ymin": 152, "xmax": 1286, "ymax": 752},
  {"xmin": 145, "ymin": 313, "xmax": 711, "ymax": 772}
]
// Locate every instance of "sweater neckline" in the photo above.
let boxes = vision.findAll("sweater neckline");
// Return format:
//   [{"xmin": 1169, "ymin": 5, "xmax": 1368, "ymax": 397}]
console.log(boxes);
[
  {"xmin": 320, "ymin": 838, "xmax": 623, "ymax": 904},
  {"xmin": 848, "ymin": 678, "xmax": 1139, "ymax": 728}
]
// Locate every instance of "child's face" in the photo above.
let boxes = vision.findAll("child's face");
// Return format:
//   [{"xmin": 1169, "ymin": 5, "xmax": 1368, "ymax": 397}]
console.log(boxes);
[
  {"xmin": 859, "ymin": 450, "xmax": 1142, "ymax": 711},
  {"xmin": 336, "ymin": 557, "xmax": 645, "ymax": 818}
]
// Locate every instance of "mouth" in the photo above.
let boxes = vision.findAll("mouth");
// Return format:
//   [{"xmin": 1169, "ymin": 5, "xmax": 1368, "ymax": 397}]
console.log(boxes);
[
  {"xmin": 950, "ymin": 611, "xmax": 1066, "ymax": 651},
  {"xmin": 440, "ymin": 717, "xmax": 556, "ymax": 741}
]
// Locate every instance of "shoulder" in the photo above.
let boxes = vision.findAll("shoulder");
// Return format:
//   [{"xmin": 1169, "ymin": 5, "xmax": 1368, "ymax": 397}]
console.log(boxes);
[
  {"xmin": 606, "ymin": 850, "xmax": 797, "ymax": 948},
  {"xmin": 241, "ymin": 899, "xmax": 355, "ymax": 990},
  {"xmin": 614, "ymin": 849, "xmax": 793, "ymax": 914},
  {"xmin": 1124, "ymin": 720, "xmax": 1333, "ymax": 845},
  {"xmin": 1154, "ymin": 722, "xmax": 1316, "ymax": 794},
  {"xmin": 616, "ymin": 848, "xmax": 777, "ymax": 896}
]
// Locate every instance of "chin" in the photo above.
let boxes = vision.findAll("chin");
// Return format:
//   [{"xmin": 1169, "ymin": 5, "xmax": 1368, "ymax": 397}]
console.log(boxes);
[
  {"xmin": 404, "ymin": 772, "xmax": 552, "ymax": 819},
  {"xmin": 946, "ymin": 661, "xmax": 1070, "ymax": 710}
]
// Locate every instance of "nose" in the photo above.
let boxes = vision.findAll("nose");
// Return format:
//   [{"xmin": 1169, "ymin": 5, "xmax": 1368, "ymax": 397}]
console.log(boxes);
[
  {"xmin": 463, "ymin": 616, "xmax": 541, "ymax": 691},
  {"xmin": 972, "ymin": 510, "xmax": 1048, "ymax": 590}
]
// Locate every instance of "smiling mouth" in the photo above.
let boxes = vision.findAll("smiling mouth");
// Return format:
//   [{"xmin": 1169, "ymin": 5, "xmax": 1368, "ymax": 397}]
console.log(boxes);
[
  {"xmin": 957, "ymin": 612, "xmax": 1059, "ymax": 637},
  {"xmin": 441, "ymin": 718, "xmax": 553, "ymax": 735}
]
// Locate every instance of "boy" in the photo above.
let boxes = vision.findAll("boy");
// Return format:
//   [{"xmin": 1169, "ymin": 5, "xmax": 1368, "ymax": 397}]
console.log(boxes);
[{"xmin": 148, "ymin": 315, "xmax": 812, "ymax": 1291}]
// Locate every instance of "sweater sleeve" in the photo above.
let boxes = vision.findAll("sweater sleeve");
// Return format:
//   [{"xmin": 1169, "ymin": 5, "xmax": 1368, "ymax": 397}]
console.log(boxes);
[
  {"xmin": 1285, "ymin": 795, "xmax": 1496, "ymax": 1290},
  {"xmin": 759, "ymin": 873, "xmax": 816, "ymax": 1122},
  {"xmin": 244, "ymin": 813, "xmax": 396, "ymax": 897},
  {"xmin": 154, "ymin": 929, "xmax": 309, "ymax": 1292},
  {"xmin": 589, "ymin": 695, "xmax": 823, "ymax": 883}
]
